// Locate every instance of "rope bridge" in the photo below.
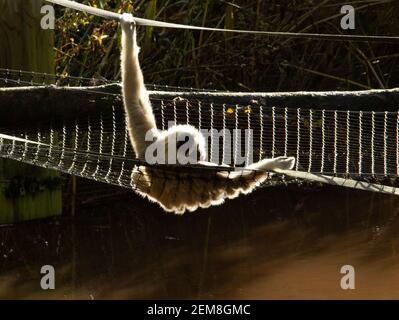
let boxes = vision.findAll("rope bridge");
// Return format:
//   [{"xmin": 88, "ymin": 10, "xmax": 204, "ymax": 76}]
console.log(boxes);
[{"xmin": 1, "ymin": 69, "xmax": 399, "ymax": 195}]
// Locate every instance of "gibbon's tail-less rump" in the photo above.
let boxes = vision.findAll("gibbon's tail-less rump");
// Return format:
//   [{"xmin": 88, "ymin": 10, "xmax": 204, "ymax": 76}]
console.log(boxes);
[{"xmin": 120, "ymin": 13, "xmax": 295, "ymax": 214}]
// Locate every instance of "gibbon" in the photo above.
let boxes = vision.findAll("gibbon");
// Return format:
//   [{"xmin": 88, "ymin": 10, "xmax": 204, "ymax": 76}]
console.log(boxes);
[{"xmin": 120, "ymin": 13, "xmax": 295, "ymax": 214}]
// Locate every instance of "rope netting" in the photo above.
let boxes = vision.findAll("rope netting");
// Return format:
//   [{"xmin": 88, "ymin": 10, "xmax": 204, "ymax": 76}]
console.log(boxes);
[{"xmin": 1, "ymin": 69, "xmax": 399, "ymax": 195}]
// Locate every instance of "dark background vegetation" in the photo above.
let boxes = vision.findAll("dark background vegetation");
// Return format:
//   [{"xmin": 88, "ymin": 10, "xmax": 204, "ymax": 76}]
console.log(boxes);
[
  {"xmin": 56, "ymin": 0, "xmax": 399, "ymax": 91},
  {"xmin": 3, "ymin": 0, "xmax": 399, "ymax": 299}
]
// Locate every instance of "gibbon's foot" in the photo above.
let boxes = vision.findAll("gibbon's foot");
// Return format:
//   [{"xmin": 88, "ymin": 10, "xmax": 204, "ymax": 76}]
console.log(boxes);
[{"xmin": 272, "ymin": 156, "xmax": 296, "ymax": 170}]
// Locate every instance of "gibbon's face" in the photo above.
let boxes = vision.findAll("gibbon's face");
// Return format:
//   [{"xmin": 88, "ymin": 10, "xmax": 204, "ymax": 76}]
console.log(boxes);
[{"xmin": 164, "ymin": 125, "xmax": 207, "ymax": 164}]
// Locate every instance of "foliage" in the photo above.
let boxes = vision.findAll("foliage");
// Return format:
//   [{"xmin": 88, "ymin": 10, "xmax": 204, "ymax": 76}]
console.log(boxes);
[{"xmin": 55, "ymin": 0, "xmax": 399, "ymax": 91}]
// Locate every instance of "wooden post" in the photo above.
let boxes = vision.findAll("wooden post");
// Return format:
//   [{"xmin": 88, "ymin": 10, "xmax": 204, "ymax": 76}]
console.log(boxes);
[{"xmin": 0, "ymin": 0, "xmax": 62, "ymax": 224}]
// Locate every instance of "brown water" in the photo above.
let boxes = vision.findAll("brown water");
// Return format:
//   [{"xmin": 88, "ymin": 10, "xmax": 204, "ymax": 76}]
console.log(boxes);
[{"xmin": 1, "ymin": 180, "xmax": 399, "ymax": 299}]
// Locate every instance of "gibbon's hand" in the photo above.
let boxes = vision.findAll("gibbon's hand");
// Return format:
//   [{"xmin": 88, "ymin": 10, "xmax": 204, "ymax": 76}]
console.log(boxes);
[
  {"xmin": 121, "ymin": 13, "xmax": 139, "ymax": 48},
  {"xmin": 121, "ymin": 13, "xmax": 135, "ymax": 30}
]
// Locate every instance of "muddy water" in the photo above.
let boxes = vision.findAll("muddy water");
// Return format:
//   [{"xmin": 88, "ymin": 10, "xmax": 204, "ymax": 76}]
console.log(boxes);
[{"xmin": 1, "ymin": 180, "xmax": 399, "ymax": 299}]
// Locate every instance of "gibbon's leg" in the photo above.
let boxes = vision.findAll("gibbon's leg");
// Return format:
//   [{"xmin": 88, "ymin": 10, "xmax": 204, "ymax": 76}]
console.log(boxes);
[
  {"xmin": 120, "ymin": 13, "xmax": 158, "ymax": 159},
  {"xmin": 208, "ymin": 156, "xmax": 296, "ymax": 198},
  {"xmin": 244, "ymin": 156, "xmax": 295, "ymax": 173},
  {"xmin": 200, "ymin": 156, "xmax": 295, "ymax": 179}
]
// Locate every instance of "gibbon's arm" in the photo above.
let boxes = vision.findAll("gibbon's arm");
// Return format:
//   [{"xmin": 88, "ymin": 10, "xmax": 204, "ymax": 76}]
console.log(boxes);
[{"xmin": 121, "ymin": 13, "xmax": 158, "ymax": 159}]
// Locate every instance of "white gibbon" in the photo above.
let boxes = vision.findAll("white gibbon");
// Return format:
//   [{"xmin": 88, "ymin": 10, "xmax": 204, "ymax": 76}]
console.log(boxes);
[{"xmin": 120, "ymin": 13, "xmax": 295, "ymax": 214}]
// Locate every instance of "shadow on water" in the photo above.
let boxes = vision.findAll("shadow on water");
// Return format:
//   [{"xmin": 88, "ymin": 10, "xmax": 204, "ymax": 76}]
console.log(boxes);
[{"xmin": 1, "ymin": 178, "xmax": 399, "ymax": 299}]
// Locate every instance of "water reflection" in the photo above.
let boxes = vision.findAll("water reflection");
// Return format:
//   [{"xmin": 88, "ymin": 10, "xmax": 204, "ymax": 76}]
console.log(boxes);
[{"xmin": 1, "ymin": 181, "xmax": 399, "ymax": 299}]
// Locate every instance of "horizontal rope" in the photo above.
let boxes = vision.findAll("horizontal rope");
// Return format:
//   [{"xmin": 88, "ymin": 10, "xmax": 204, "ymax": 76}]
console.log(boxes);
[
  {"xmin": 0, "ymin": 133, "xmax": 45, "ymax": 146},
  {"xmin": 274, "ymin": 169, "xmax": 399, "ymax": 195},
  {"xmin": 46, "ymin": 0, "xmax": 399, "ymax": 43}
]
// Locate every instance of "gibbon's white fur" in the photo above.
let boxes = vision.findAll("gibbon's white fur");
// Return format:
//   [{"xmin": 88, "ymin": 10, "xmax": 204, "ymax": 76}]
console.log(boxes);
[{"xmin": 120, "ymin": 13, "xmax": 295, "ymax": 214}]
